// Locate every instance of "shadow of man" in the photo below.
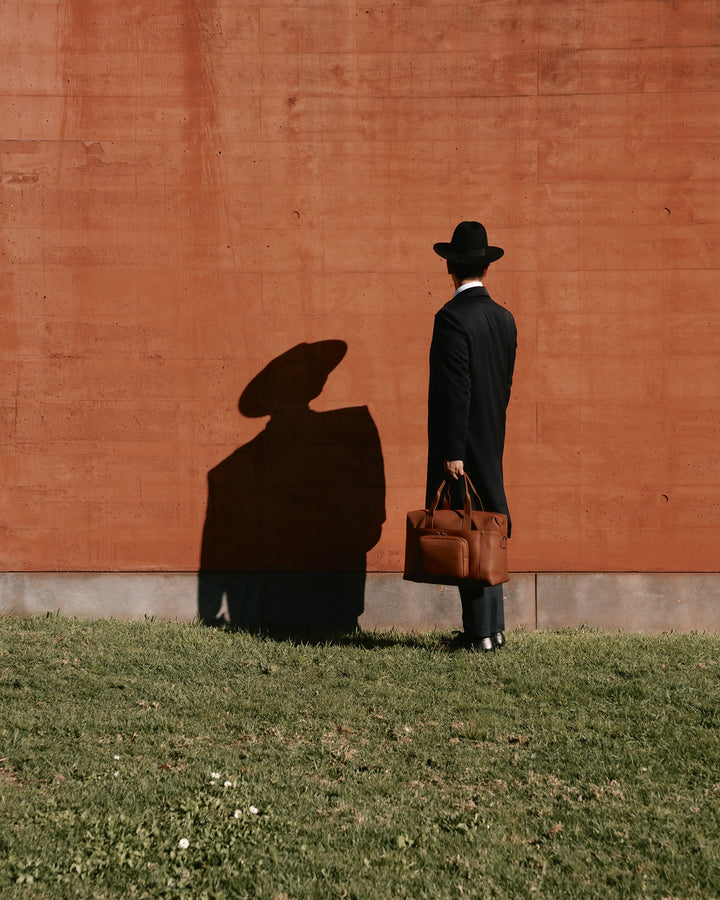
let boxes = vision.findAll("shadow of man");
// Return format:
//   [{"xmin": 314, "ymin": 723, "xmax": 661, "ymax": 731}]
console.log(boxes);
[{"xmin": 198, "ymin": 341, "xmax": 386, "ymax": 634}]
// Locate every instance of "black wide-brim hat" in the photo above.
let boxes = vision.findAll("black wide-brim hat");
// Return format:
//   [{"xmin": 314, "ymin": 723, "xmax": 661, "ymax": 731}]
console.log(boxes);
[{"xmin": 433, "ymin": 221, "xmax": 504, "ymax": 266}]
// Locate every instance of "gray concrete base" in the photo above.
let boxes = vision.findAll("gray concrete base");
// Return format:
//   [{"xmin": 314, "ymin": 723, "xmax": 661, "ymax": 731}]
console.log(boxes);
[
  {"xmin": 2, "ymin": 572, "xmax": 719, "ymax": 633},
  {"xmin": 361, "ymin": 574, "xmax": 536, "ymax": 632},
  {"xmin": 537, "ymin": 573, "xmax": 720, "ymax": 633}
]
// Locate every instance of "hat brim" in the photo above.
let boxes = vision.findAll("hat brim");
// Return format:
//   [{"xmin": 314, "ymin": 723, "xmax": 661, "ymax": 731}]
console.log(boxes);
[
  {"xmin": 433, "ymin": 243, "xmax": 504, "ymax": 265},
  {"xmin": 239, "ymin": 340, "xmax": 347, "ymax": 417}
]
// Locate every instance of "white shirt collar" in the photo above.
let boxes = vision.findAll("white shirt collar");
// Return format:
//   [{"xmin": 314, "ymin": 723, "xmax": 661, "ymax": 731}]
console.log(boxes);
[{"xmin": 452, "ymin": 280, "xmax": 483, "ymax": 298}]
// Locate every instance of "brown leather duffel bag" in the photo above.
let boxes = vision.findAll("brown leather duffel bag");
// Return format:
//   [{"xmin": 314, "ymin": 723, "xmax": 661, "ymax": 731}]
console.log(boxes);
[{"xmin": 403, "ymin": 475, "xmax": 509, "ymax": 586}]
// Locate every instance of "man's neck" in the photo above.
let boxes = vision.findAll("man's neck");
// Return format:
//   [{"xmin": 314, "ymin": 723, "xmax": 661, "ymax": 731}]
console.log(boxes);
[{"xmin": 452, "ymin": 279, "xmax": 484, "ymax": 296}]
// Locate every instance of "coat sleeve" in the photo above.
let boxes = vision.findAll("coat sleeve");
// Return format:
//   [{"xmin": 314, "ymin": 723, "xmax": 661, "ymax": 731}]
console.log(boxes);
[
  {"xmin": 428, "ymin": 310, "xmax": 471, "ymax": 461},
  {"xmin": 506, "ymin": 318, "xmax": 517, "ymax": 401}
]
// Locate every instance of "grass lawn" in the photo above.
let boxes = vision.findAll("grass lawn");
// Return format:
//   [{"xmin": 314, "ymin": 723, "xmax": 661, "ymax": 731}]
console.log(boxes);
[{"xmin": 1, "ymin": 616, "xmax": 719, "ymax": 898}]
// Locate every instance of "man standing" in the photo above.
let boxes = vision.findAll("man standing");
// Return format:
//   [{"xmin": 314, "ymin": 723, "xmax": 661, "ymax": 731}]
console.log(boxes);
[{"xmin": 427, "ymin": 221, "xmax": 517, "ymax": 652}]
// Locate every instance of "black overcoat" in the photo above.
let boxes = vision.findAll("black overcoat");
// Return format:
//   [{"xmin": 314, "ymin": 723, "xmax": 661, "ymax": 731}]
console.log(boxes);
[{"xmin": 426, "ymin": 285, "xmax": 517, "ymax": 534}]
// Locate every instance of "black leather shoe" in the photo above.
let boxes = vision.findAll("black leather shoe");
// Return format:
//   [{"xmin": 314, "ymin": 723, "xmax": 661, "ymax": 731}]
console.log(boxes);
[
  {"xmin": 475, "ymin": 637, "xmax": 495, "ymax": 653},
  {"xmin": 492, "ymin": 631, "xmax": 506, "ymax": 649},
  {"xmin": 444, "ymin": 633, "xmax": 494, "ymax": 653}
]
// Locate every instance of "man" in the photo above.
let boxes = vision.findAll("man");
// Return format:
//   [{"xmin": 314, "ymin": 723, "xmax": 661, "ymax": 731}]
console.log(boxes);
[{"xmin": 427, "ymin": 221, "xmax": 517, "ymax": 652}]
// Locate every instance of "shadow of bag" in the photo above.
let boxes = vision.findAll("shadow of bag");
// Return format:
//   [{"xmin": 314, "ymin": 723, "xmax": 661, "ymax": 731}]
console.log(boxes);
[{"xmin": 403, "ymin": 475, "xmax": 509, "ymax": 586}]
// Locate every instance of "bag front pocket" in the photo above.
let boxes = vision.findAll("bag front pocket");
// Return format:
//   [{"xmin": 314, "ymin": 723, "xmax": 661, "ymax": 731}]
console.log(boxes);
[{"xmin": 418, "ymin": 534, "xmax": 469, "ymax": 580}]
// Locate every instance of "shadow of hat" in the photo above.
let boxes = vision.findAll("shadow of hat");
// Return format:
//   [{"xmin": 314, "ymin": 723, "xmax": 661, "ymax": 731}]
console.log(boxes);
[{"xmin": 239, "ymin": 340, "xmax": 348, "ymax": 417}]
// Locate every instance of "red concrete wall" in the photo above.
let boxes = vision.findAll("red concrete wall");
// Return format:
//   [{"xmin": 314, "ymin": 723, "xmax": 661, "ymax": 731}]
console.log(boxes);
[{"xmin": 1, "ymin": 0, "xmax": 719, "ymax": 574}]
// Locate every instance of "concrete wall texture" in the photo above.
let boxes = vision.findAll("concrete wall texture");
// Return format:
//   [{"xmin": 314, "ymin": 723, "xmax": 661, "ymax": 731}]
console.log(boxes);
[{"xmin": 1, "ymin": 1, "xmax": 719, "ymax": 626}]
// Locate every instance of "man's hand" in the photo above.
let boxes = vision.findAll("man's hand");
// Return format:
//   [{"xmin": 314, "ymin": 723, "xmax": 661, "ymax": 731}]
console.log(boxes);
[{"xmin": 444, "ymin": 460, "xmax": 465, "ymax": 480}]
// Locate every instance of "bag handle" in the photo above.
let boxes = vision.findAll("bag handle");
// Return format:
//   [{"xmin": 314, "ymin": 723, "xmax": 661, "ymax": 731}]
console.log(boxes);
[
  {"xmin": 463, "ymin": 473, "xmax": 485, "ymax": 512},
  {"xmin": 426, "ymin": 474, "xmax": 484, "ymax": 529}
]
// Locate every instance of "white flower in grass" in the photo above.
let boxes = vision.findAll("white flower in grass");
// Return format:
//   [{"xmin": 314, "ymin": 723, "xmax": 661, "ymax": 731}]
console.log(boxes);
[
  {"xmin": 114, "ymin": 755, "xmax": 121, "ymax": 761},
  {"xmin": 224, "ymin": 780, "xmax": 233, "ymax": 788},
  {"xmin": 234, "ymin": 809, "xmax": 242, "ymax": 818},
  {"xmin": 178, "ymin": 838, "xmax": 189, "ymax": 850},
  {"xmin": 113, "ymin": 771, "xmax": 119, "ymax": 778},
  {"xmin": 211, "ymin": 772, "xmax": 221, "ymax": 779},
  {"xmin": 249, "ymin": 805, "xmax": 259, "ymax": 815}
]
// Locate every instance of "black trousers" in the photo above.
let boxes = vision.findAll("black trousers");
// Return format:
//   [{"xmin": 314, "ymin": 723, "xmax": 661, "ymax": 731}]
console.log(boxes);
[{"xmin": 459, "ymin": 583, "xmax": 505, "ymax": 639}]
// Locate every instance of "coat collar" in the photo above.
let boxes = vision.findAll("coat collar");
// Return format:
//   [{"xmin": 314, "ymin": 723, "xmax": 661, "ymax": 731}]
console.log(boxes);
[
  {"xmin": 452, "ymin": 280, "xmax": 484, "ymax": 298},
  {"xmin": 450, "ymin": 284, "xmax": 490, "ymax": 301}
]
